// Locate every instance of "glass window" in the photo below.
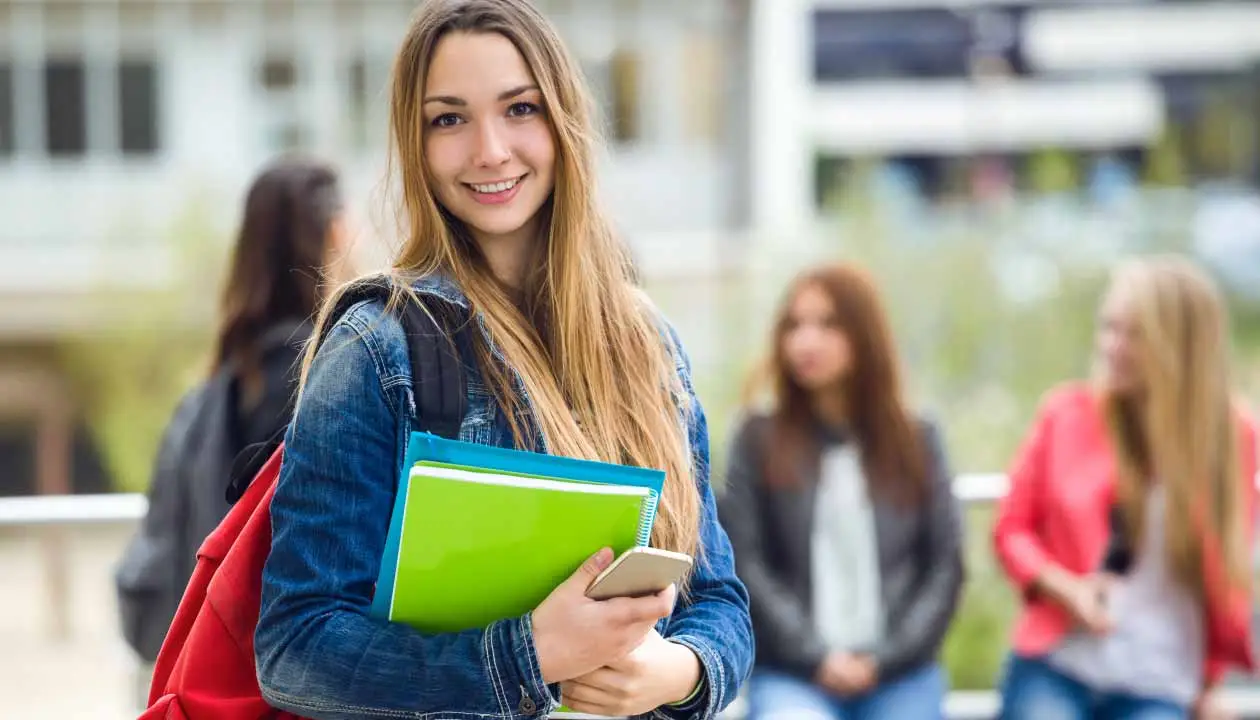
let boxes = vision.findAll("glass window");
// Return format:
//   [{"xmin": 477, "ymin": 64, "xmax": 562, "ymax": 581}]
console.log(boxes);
[
  {"xmin": 681, "ymin": 34, "xmax": 723, "ymax": 145},
  {"xmin": 260, "ymin": 56, "xmax": 297, "ymax": 91},
  {"xmin": 0, "ymin": 61, "xmax": 13, "ymax": 156},
  {"xmin": 609, "ymin": 49, "xmax": 640, "ymax": 144},
  {"xmin": 44, "ymin": 58, "xmax": 87, "ymax": 156},
  {"xmin": 118, "ymin": 59, "xmax": 159, "ymax": 155}
]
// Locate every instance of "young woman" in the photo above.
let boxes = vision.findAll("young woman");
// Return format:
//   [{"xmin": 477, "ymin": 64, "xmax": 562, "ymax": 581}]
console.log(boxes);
[
  {"xmin": 995, "ymin": 255, "xmax": 1257, "ymax": 720},
  {"xmin": 117, "ymin": 156, "xmax": 350, "ymax": 663},
  {"xmin": 215, "ymin": 157, "xmax": 354, "ymax": 457},
  {"xmin": 252, "ymin": 1, "xmax": 753, "ymax": 718},
  {"xmin": 718, "ymin": 263, "xmax": 965, "ymax": 720}
]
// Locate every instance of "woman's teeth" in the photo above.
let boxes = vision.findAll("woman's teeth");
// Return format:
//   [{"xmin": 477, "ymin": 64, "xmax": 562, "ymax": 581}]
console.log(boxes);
[{"xmin": 470, "ymin": 177, "xmax": 521, "ymax": 193}]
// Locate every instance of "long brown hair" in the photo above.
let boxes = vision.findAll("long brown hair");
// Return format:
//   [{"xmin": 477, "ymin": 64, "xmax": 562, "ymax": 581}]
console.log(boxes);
[
  {"xmin": 749, "ymin": 263, "xmax": 928, "ymax": 506},
  {"xmin": 214, "ymin": 156, "xmax": 341, "ymax": 399},
  {"xmin": 1097, "ymin": 255, "xmax": 1249, "ymax": 592},
  {"xmin": 301, "ymin": 0, "xmax": 699, "ymax": 557}
]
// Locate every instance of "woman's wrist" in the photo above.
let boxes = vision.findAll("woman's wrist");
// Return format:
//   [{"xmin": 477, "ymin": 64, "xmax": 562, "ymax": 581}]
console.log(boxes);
[
  {"xmin": 663, "ymin": 640, "xmax": 704, "ymax": 706},
  {"xmin": 1034, "ymin": 564, "xmax": 1076, "ymax": 605}
]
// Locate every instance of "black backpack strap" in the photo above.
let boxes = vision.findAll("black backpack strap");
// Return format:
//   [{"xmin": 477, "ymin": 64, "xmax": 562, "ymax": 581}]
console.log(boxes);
[
  {"xmin": 309, "ymin": 274, "xmax": 467, "ymax": 437},
  {"xmin": 225, "ymin": 275, "xmax": 466, "ymax": 504},
  {"xmin": 395, "ymin": 291, "xmax": 467, "ymax": 440}
]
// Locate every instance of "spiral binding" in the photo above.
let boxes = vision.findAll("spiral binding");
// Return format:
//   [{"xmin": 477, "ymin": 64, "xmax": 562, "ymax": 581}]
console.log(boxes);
[{"xmin": 636, "ymin": 490, "xmax": 660, "ymax": 546}]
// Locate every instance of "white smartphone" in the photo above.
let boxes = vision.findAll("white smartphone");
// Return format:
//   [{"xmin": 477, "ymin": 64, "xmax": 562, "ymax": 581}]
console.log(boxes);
[{"xmin": 585, "ymin": 546, "xmax": 694, "ymax": 601}]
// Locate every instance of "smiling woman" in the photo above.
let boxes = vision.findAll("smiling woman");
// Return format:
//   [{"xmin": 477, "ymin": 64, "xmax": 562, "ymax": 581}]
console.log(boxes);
[
  {"xmin": 421, "ymin": 32, "xmax": 556, "ymax": 283},
  {"xmin": 250, "ymin": 1, "xmax": 754, "ymax": 720}
]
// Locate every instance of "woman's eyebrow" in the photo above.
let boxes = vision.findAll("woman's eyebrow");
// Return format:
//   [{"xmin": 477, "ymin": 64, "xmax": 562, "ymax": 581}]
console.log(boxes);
[
  {"xmin": 423, "ymin": 84, "xmax": 539, "ymax": 106},
  {"xmin": 497, "ymin": 84, "xmax": 539, "ymax": 100}
]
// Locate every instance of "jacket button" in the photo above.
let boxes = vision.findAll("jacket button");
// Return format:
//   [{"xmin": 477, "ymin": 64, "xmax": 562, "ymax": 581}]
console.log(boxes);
[{"xmin": 519, "ymin": 695, "xmax": 537, "ymax": 715}]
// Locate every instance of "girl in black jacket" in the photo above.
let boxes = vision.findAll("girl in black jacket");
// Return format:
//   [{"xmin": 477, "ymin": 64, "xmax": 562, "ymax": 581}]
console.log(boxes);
[
  {"xmin": 718, "ymin": 262, "xmax": 965, "ymax": 720},
  {"xmin": 116, "ymin": 156, "xmax": 352, "ymax": 663}
]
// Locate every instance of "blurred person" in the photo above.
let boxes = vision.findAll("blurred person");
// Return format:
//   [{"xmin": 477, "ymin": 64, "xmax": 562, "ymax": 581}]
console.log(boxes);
[
  {"xmin": 250, "ymin": 1, "xmax": 753, "ymax": 718},
  {"xmin": 718, "ymin": 263, "xmax": 965, "ymax": 720},
  {"xmin": 994, "ymin": 255, "xmax": 1257, "ymax": 720},
  {"xmin": 115, "ymin": 156, "xmax": 351, "ymax": 664}
]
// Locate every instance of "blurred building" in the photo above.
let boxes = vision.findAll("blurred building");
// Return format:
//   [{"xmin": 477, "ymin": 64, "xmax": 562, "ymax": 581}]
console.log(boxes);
[
  {"xmin": 752, "ymin": 0, "xmax": 1260, "ymax": 231},
  {"xmin": 0, "ymin": 0, "xmax": 750, "ymax": 495},
  {"xmin": 6, "ymin": 0, "xmax": 1260, "ymax": 496}
]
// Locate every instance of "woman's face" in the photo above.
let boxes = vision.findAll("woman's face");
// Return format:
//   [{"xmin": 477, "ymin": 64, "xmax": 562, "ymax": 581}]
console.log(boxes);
[
  {"xmin": 781, "ymin": 283, "xmax": 854, "ymax": 392},
  {"xmin": 422, "ymin": 31, "xmax": 557, "ymax": 252},
  {"xmin": 1097, "ymin": 283, "xmax": 1146, "ymax": 397}
]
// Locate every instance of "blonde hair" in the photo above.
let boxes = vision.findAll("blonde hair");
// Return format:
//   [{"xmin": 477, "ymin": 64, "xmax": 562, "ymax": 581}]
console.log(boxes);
[
  {"xmin": 302, "ymin": 0, "xmax": 699, "ymax": 558},
  {"xmin": 1097, "ymin": 255, "xmax": 1249, "ymax": 593}
]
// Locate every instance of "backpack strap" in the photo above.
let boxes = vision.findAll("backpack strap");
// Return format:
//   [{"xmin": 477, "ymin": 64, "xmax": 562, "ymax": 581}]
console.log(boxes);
[
  {"xmin": 317, "ymin": 274, "xmax": 467, "ymax": 438},
  {"xmin": 225, "ymin": 274, "xmax": 467, "ymax": 504},
  {"xmin": 394, "ymin": 290, "xmax": 467, "ymax": 441}
]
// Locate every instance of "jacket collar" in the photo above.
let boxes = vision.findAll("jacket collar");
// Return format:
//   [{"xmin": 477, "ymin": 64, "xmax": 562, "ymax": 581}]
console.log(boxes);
[{"xmin": 408, "ymin": 270, "xmax": 471, "ymax": 310}]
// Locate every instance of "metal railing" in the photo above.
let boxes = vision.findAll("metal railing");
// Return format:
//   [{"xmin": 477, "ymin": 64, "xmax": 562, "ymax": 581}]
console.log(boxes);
[
  {"xmin": 0, "ymin": 492, "xmax": 147, "ymax": 526},
  {"xmin": 2, "ymin": 474, "xmax": 1259, "ymax": 719},
  {"xmin": 0, "ymin": 473, "xmax": 1012, "ymax": 527}
]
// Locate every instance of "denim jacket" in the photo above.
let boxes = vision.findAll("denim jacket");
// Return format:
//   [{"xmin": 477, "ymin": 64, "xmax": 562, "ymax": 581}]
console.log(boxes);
[{"xmin": 254, "ymin": 274, "xmax": 754, "ymax": 720}]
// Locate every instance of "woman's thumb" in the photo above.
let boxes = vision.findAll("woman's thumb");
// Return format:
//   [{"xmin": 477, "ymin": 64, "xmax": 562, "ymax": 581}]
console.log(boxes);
[{"xmin": 577, "ymin": 547, "xmax": 614, "ymax": 581}]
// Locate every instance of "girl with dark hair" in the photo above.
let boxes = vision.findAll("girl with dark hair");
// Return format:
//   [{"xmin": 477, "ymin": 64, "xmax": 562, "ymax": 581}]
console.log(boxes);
[
  {"xmin": 213, "ymin": 156, "xmax": 349, "ymax": 453},
  {"xmin": 719, "ymin": 262, "xmax": 964, "ymax": 720},
  {"xmin": 116, "ymin": 155, "xmax": 350, "ymax": 664}
]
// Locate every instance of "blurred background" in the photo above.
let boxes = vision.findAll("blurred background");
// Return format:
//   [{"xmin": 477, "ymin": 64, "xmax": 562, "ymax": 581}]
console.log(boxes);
[{"xmin": 3, "ymin": 0, "xmax": 1260, "ymax": 717}]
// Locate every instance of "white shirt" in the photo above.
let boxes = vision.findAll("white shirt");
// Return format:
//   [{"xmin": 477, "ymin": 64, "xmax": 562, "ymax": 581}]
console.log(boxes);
[
  {"xmin": 811, "ymin": 444, "xmax": 885, "ymax": 653},
  {"xmin": 1048, "ymin": 485, "xmax": 1204, "ymax": 705}
]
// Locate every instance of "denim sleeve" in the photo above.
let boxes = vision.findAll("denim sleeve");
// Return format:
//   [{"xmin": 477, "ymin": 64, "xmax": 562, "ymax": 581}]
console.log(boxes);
[
  {"xmin": 255, "ymin": 312, "xmax": 554, "ymax": 720},
  {"xmin": 653, "ymin": 330, "xmax": 755, "ymax": 720}
]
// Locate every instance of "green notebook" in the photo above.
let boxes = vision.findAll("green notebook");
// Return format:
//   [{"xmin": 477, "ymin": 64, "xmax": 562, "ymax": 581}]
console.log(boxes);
[{"xmin": 388, "ymin": 462, "xmax": 655, "ymax": 633}]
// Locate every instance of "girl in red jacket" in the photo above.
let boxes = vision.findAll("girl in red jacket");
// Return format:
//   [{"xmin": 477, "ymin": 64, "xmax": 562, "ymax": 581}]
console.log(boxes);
[{"xmin": 995, "ymin": 255, "xmax": 1256, "ymax": 720}]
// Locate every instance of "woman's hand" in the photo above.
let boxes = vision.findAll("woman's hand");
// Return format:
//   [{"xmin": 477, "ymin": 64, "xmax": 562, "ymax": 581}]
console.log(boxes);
[
  {"xmin": 1062, "ymin": 574, "xmax": 1113, "ymax": 635},
  {"xmin": 1194, "ymin": 688, "xmax": 1234, "ymax": 720},
  {"xmin": 1037, "ymin": 567, "xmax": 1112, "ymax": 635},
  {"xmin": 815, "ymin": 652, "xmax": 878, "ymax": 696},
  {"xmin": 532, "ymin": 548, "xmax": 676, "ymax": 685},
  {"xmin": 560, "ymin": 630, "xmax": 702, "ymax": 716}
]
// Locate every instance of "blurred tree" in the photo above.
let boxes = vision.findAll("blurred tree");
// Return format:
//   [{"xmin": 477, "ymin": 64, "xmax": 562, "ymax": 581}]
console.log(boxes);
[
  {"xmin": 1144, "ymin": 125, "xmax": 1188, "ymax": 187},
  {"xmin": 1026, "ymin": 147, "xmax": 1080, "ymax": 194},
  {"xmin": 1194, "ymin": 89, "xmax": 1254, "ymax": 181}
]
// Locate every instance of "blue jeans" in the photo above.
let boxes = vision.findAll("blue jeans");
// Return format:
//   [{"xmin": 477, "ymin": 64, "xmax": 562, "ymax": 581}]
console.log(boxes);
[
  {"xmin": 747, "ymin": 664, "xmax": 946, "ymax": 720},
  {"xmin": 999, "ymin": 654, "xmax": 1189, "ymax": 720}
]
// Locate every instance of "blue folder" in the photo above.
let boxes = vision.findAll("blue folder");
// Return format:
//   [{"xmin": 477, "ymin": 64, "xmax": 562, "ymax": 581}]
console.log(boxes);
[{"xmin": 369, "ymin": 431, "xmax": 666, "ymax": 619}]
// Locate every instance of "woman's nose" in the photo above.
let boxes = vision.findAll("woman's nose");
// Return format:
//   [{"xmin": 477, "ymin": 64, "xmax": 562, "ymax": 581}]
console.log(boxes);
[{"xmin": 473, "ymin": 119, "xmax": 511, "ymax": 168}]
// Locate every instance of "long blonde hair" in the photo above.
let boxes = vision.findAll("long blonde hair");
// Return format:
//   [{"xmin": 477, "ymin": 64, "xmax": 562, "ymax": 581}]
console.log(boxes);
[
  {"xmin": 302, "ymin": 0, "xmax": 699, "ymax": 557},
  {"xmin": 1097, "ymin": 255, "xmax": 1249, "ymax": 593}
]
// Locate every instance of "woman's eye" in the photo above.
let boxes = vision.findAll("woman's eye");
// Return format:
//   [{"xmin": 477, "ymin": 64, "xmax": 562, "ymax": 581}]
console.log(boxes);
[
  {"xmin": 431, "ymin": 113, "xmax": 463, "ymax": 128},
  {"xmin": 507, "ymin": 102, "xmax": 541, "ymax": 118}
]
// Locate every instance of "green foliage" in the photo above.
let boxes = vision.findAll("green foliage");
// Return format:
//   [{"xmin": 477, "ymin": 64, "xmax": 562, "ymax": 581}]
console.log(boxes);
[
  {"xmin": 1194, "ymin": 90, "xmax": 1249, "ymax": 179},
  {"xmin": 941, "ymin": 507, "xmax": 1019, "ymax": 690},
  {"xmin": 1144, "ymin": 127, "xmax": 1188, "ymax": 187},
  {"xmin": 1026, "ymin": 148, "xmax": 1081, "ymax": 195}
]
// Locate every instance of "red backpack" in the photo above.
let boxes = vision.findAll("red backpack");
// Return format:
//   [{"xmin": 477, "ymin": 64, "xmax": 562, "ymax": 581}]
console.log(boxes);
[
  {"xmin": 141, "ymin": 278, "xmax": 467, "ymax": 719},
  {"xmin": 142, "ymin": 446, "xmax": 297, "ymax": 720}
]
